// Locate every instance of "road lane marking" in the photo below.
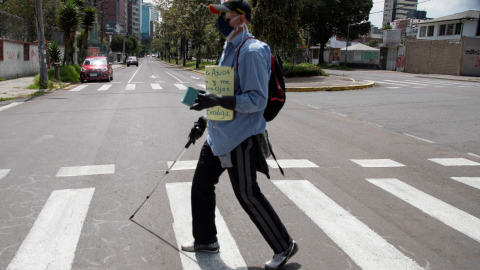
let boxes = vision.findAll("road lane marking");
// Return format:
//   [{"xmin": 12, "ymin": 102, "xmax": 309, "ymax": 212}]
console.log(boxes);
[
  {"xmin": 274, "ymin": 180, "xmax": 424, "ymax": 270},
  {"xmin": 98, "ymin": 84, "xmax": 112, "ymax": 91},
  {"xmin": 403, "ymin": 133, "xmax": 435, "ymax": 143},
  {"xmin": 151, "ymin": 83, "xmax": 163, "ymax": 89},
  {"xmin": 428, "ymin": 158, "xmax": 480, "ymax": 166},
  {"xmin": 372, "ymin": 81, "xmax": 411, "ymax": 87},
  {"xmin": 351, "ymin": 159, "xmax": 405, "ymax": 168},
  {"xmin": 384, "ymin": 80, "xmax": 429, "ymax": 86},
  {"xmin": 166, "ymin": 71, "xmax": 184, "ymax": 83},
  {"xmin": 0, "ymin": 102, "xmax": 23, "ymax": 112},
  {"xmin": 0, "ymin": 169, "xmax": 10, "ymax": 179},
  {"xmin": 166, "ymin": 182, "xmax": 247, "ymax": 270},
  {"xmin": 468, "ymin": 153, "xmax": 480, "ymax": 159},
  {"xmin": 266, "ymin": 159, "xmax": 318, "ymax": 168},
  {"xmin": 366, "ymin": 178, "xmax": 480, "ymax": 243},
  {"xmin": 175, "ymin": 84, "xmax": 187, "ymax": 90},
  {"xmin": 196, "ymin": 84, "xmax": 206, "ymax": 89},
  {"xmin": 126, "ymin": 84, "xmax": 136, "ymax": 90},
  {"xmin": 191, "ymin": 76, "xmax": 200, "ymax": 79},
  {"xmin": 451, "ymin": 177, "xmax": 480, "ymax": 190},
  {"xmin": 127, "ymin": 63, "xmax": 143, "ymax": 83},
  {"xmin": 56, "ymin": 164, "xmax": 115, "ymax": 177},
  {"xmin": 167, "ymin": 160, "xmax": 198, "ymax": 170},
  {"xmin": 69, "ymin": 85, "xmax": 88, "ymax": 92},
  {"xmin": 6, "ymin": 188, "xmax": 95, "ymax": 270},
  {"xmin": 387, "ymin": 87, "xmax": 401, "ymax": 89}
]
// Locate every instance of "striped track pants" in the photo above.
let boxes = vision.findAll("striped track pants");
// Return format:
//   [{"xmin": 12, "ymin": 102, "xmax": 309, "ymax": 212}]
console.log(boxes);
[{"xmin": 191, "ymin": 137, "xmax": 292, "ymax": 254}]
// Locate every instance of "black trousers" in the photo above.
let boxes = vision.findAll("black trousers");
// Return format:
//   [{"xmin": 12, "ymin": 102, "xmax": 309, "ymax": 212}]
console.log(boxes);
[{"xmin": 191, "ymin": 136, "xmax": 292, "ymax": 254}]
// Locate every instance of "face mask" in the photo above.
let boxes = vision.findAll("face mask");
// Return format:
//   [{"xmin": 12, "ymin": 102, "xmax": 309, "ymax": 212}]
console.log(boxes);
[{"xmin": 217, "ymin": 15, "xmax": 241, "ymax": 40}]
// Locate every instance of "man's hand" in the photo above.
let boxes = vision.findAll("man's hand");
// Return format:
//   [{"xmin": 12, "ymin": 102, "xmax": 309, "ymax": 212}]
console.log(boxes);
[
  {"xmin": 188, "ymin": 116, "xmax": 207, "ymax": 144},
  {"xmin": 190, "ymin": 90, "xmax": 236, "ymax": 111}
]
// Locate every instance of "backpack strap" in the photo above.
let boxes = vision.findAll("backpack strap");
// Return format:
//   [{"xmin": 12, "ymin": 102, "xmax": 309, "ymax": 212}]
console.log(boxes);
[
  {"xmin": 236, "ymin": 37, "xmax": 255, "ymax": 69},
  {"xmin": 265, "ymin": 130, "xmax": 284, "ymax": 176}
]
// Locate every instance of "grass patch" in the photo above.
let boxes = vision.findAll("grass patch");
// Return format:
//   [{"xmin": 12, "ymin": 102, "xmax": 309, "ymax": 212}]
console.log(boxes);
[
  {"xmin": 27, "ymin": 64, "xmax": 80, "ymax": 90},
  {"xmin": 0, "ymin": 77, "xmax": 5, "ymax": 81},
  {"xmin": 0, "ymin": 97, "xmax": 16, "ymax": 102},
  {"xmin": 318, "ymin": 64, "xmax": 355, "ymax": 71},
  {"xmin": 165, "ymin": 59, "xmax": 216, "ymax": 71}
]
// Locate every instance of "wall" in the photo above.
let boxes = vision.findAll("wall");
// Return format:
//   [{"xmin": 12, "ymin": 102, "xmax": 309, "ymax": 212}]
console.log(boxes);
[
  {"xmin": 0, "ymin": 40, "xmax": 40, "ymax": 79},
  {"xmin": 460, "ymin": 37, "xmax": 480, "ymax": 76}
]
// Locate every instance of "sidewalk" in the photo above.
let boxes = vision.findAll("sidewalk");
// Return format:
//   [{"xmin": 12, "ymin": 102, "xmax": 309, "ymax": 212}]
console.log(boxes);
[
  {"xmin": 0, "ymin": 64, "xmax": 124, "ymax": 102},
  {"xmin": 160, "ymin": 60, "xmax": 375, "ymax": 92},
  {"xmin": 416, "ymin": 73, "xmax": 480, "ymax": 83}
]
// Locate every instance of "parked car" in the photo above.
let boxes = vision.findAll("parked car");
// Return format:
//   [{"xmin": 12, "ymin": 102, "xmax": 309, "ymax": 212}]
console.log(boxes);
[
  {"xmin": 126, "ymin": 56, "xmax": 138, "ymax": 67},
  {"xmin": 80, "ymin": 57, "xmax": 113, "ymax": 83}
]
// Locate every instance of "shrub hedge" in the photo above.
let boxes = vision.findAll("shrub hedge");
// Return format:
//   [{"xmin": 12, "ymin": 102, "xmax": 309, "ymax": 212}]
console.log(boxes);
[{"xmin": 282, "ymin": 62, "xmax": 325, "ymax": 78}]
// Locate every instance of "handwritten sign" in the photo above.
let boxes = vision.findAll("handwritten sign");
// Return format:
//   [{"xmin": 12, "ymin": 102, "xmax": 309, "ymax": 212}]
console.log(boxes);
[{"xmin": 205, "ymin": 66, "xmax": 234, "ymax": 121}]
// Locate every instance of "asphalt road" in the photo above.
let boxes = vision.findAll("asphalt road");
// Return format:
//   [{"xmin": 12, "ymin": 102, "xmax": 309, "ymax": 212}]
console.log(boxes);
[{"xmin": 0, "ymin": 58, "xmax": 479, "ymax": 270}]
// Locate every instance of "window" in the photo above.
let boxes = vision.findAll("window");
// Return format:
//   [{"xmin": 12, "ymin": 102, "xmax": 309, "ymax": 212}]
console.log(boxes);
[
  {"xmin": 438, "ymin": 24, "xmax": 446, "ymax": 36},
  {"xmin": 419, "ymin": 26, "xmax": 427, "ymax": 37},
  {"xmin": 0, "ymin": 41, "xmax": 3, "ymax": 61},
  {"xmin": 455, "ymin": 23, "xmax": 462, "ymax": 35},
  {"xmin": 446, "ymin": 24, "xmax": 454, "ymax": 35},
  {"xmin": 427, "ymin": 25, "xmax": 434, "ymax": 36},
  {"xmin": 24, "ymin": 44, "xmax": 29, "ymax": 61}
]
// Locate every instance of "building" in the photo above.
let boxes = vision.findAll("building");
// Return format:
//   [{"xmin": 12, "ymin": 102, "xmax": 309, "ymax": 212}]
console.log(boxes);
[
  {"xmin": 125, "ymin": 0, "xmax": 142, "ymax": 40},
  {"xmin": 383, "ymin": 0, "xmax": 419, "ymax": 27},
  {"xmin": 393, "ymin": 18, "xmax": 425, "ymax": 41},
  {"xmin": 141, "ymin": 2, "xmax": 159, "ymax": 40},
  {"xmin": 416, "ymin": 10, "xmax": 480, "ymax": 40}
]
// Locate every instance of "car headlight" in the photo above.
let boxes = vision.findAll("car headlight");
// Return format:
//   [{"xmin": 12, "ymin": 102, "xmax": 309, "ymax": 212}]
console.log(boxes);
[
  {"xmin": 101, "ymin": 67, "xmax": 108, "ymax": 71},
  {"xmin": 81, "ymin": 67, "xmax": 86, "ymax": 72}
]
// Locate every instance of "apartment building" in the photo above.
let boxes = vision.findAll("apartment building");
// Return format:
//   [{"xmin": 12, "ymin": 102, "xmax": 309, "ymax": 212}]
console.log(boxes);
[{"xmin": 383, "ymin": 0, "xmax": 420, "ymax": 27}]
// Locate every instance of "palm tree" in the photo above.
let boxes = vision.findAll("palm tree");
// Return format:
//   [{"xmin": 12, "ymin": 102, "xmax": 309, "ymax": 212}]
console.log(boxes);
[
  {"xmin": 80, "ymin": 5, "xmax": 97, "ymax": 62},
  {"xmin": 56, "ymin": 0, "xmax": 82, "ymax": 66}
]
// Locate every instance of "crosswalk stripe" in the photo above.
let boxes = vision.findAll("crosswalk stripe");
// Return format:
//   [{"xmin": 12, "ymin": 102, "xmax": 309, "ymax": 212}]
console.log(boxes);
[
  {"xmin": 175, "ymin": 84, "xmax": 187, "ymax": 90},
  {"xmin": 428, "ymin": 158, "xmax": 480, "ymax": 166},
  {"xmin": 167, "ymin": 160, "xmax": 198, "ymax": 170},
  {"xmin": 6, "ymin": 188, "xmax": 95, "ymax": 270},
  {"xmin": 197, "ymin": 84, "xmax": 206, "ymax": 89},
  {"xmin": 366, "ymin": 178, "xmax": 480, "ymax": 243},
  {"xmin": 126, "ymin": 84, "xmax": 136, "ymax": 90},
  {"xmin": 69, "ymin": 85, "xmax": 88, "ymax": 92},
  {"xmin": 0, "ymin": 102, "xmax": 24, "ymax": 112},
  {"xmin": 274, "ymin": 180, "xmax": 424, "ymax": 270},
  {"xmin": 373, "ymin": 81, "xmax": 411, "ymax": 87},
  {"xmin": 151, "ymin": 83, "xmax": 163, "ymax": 89},
  {"xmin": 451, "ymin": 177, "xmax": 480, "ymax": 190},
  {"xmin": 384, "ymin": 80, "xmax": 429, "ymax": 86},
  {"xmin": 166, "ymin": 182, "xmax": 248, "ymax": 269},
  {"xmin": 56, "ymin": 164, "xmax": 115, "ymax": 177},
  {"xmin": 266, "ymin": 159, "xmax": 318, "ymax": 168},
  {"xmin": 0, "ymin": 169, "xmax": 10, "ymax": 179},
  {"xmin": 351, "ymin": 159, "xmax": 405, "ymax": 167},
  {"xmin": 98, "ymin": 84, "xmax": 112, "ymax": 91}
]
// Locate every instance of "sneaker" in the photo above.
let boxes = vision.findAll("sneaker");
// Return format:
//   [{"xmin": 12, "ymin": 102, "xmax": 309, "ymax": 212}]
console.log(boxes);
[
  {"xmin": 264, "ymin": 240, "xmax": 299, "ymax": 270},
  {"xmin": 181, "ymin": 241, "xmax": 220, "ymax": 253}
]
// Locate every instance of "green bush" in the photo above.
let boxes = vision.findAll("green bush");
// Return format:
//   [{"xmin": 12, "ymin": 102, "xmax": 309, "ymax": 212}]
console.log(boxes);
[
  {"xmin": 59, "ymin": 65, "xmax": 80, "ymax": 83},
  {"xmin": 282, "ymin": 62, "xmax": 324, "ymax": 78}
]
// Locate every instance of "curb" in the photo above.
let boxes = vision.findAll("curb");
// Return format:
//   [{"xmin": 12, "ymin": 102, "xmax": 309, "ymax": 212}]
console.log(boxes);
[
  {"xmin": 286, "ymin": 81, "xmax": 375, "ymax": 92},
  {"xmin": 416, "ymin": 75, "xmax": 480, "ymax": 83},
  {"xmin": 157, "ymin": 59, "xmax": 376, "ymax": 91}
]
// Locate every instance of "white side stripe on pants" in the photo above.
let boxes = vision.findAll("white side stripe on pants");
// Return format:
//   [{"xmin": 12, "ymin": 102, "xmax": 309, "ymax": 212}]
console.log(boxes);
[
  {"xmin": 7, "ymin": 188, "xmax": 95, "ymax": 270},
  {"xmin": 166, "ymin": 182, "xmax": 248, "ymax": 270},
  {"xmin": 367, "ymin": 178, "xmax": 480, "ymax": 243},
  {"xmin": 273, "ymin": 180, "xmax": 424, "ymax": 270}
]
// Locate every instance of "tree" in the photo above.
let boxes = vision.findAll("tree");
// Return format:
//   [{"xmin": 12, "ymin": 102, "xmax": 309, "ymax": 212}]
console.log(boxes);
[
  {"xmin": 252, "ymin": 0, "xmax": 302, "ymax": 63},
  {"xmin": 383, "ymin": 24, "xmax": 393, "ymax": 30},
  {"xmin": 0, "ymin": 0, "xmax": 61, "ymax": 42},
  {"xmin": 299, "ymin": 0, "xmax": 372, "ymax": 64},
  {"xmin": 56, "ymin": 0, "xmax": 82, "ymax": 65},
  {"xmin": 79, "ymin": 5, "xmax": 97, "ymax": 62}
]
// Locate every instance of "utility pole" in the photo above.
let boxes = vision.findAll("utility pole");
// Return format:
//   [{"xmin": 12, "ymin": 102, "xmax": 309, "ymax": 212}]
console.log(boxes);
[
  {"xmin": 100, "ymin": 0, "xmax": 105, "ymax": 56},
  {"xmin": 34, "ymin": 0, "xmax": 48, "ymax": 88},
  {"xmin": 344, "ymin": 23, "xmax": 350, "ymax": 67}
]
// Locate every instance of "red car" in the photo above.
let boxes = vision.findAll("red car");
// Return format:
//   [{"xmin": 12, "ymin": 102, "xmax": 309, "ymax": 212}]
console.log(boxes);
[
  {"xmin": 80, "ymin": 57, "xmax": 113, "ymax": 83},
  {"xmin": 126, "ymin": 56, "xmax": 138, "ymax": 67}
]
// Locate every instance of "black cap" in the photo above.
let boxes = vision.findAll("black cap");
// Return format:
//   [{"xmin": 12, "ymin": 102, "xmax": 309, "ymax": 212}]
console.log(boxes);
[{"xmin": 209, "ymin": 0, "xmax": 252, "ymax": 21}]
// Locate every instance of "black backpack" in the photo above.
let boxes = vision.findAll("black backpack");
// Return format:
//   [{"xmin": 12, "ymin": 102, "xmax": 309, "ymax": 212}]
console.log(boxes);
[{"xmin": 236, "ymin": 37, "xmax": 286, "ymax": 122}]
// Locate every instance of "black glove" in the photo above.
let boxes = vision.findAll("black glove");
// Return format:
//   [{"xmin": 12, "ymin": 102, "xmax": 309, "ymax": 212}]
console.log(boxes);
[
  {"xmin": 190, "ymin": 90, "xmax": 236, "ymax": 111},
  {"xmin": 188, "ymin": 116, "xmax": 207, "ymax": 144}
]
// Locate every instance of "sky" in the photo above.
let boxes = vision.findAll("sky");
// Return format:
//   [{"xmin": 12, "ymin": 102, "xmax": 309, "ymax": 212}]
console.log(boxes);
[
  {"xmin": 142, "ymin": 0, "xmax": 480, "ymax": 28},
  {"xmin": 369, "ymin": 0, "xmax": 480, "ymax": 28}
]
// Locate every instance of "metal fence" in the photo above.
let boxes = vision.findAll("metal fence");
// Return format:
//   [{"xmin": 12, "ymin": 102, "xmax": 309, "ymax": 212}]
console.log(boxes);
[{"xmin": 0, "ymin": 10, "xmax": 32, "ymax": 42}]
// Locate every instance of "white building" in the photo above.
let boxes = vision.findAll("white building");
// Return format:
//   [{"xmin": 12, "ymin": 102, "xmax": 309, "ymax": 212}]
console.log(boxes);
[{"xmin": 416, "ymin": 10, "xmax": 480, "ymax": 40}]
